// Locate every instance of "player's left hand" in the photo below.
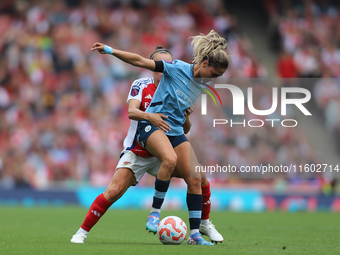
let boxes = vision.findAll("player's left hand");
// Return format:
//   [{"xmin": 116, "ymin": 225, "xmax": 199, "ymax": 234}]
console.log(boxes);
[
  {"xmin": 91, "ymin": 42, "xmax": 106, "ymax": 54},
  {"xmin": 184, "ymin": 106, "xmax": 195, "ymax": 117}
]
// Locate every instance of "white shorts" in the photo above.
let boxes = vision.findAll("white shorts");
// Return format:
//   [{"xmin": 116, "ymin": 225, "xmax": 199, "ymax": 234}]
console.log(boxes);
[{"xmin": 116, "ymin": 150, "xmax": 161, "ymax": 186}]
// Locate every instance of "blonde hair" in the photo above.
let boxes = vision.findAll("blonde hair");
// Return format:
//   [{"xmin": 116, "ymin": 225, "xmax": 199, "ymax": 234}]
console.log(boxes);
[{"xmin": 191, "ymin": 30, "xmax": 229, "ymax": 69}]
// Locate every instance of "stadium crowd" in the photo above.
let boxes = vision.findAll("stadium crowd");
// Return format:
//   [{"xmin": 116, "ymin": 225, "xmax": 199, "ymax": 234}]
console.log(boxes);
[
  {"xmin": 266, "ymin": 0, "xmax": 340, "ymax": 152},
  {"xmin": 0, "ymin": 0, "xmax": 324, "ymax": 192}
]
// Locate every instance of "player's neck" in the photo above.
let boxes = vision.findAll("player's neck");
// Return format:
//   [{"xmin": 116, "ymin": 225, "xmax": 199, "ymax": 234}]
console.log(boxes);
[{"xmin": 193, "ymin": 64, "xmax": 201, "ymax": 78}]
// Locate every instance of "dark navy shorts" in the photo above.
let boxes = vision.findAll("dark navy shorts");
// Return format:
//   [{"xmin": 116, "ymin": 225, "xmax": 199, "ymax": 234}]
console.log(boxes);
[{"xmin": 137, "ymin": 122, "xmax": 188, "ymax": 150}]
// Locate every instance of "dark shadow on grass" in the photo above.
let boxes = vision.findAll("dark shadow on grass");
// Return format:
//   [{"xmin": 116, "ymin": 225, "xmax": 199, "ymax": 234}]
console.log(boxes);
[
  {"xmin": 85, "ymin": 241, "xmax": 181, "ymax": 246},
  {"xmin": 85, "ymin": 242, "xmax": 194, "ymax": 247}
]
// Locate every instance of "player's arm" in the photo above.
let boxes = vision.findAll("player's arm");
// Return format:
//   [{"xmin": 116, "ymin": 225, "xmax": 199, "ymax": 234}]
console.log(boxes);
[
  {"xmin": 128, "ymin": 99, "xmax": 171, "ymax": 133},
  {"xmin": 91, "ymin": 42, "xmax": 162, "ymax": 72},
  {"xmin": 183, "ymin": 106, "xmax": 194, "ymax": 134},
  {"xmin": 183, "ymin": 115, "xmax": 191, "ymax": 134}
]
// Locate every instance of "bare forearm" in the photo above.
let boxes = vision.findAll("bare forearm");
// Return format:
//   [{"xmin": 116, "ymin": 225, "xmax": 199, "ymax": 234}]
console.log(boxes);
[
  {"xmin": 128, "ymin": 107, "xmax": 152, "ymax": 121},
  {"xmin": 111, "ymin": 49, "xmax": 152, "ymax": 69},
  {"xmin": 91, "ymin": 42, "xmax": 156, "ymax": 71},
  {"xmin": 183, "ymin": 116, "xmax": 192, "ymax": 134}
]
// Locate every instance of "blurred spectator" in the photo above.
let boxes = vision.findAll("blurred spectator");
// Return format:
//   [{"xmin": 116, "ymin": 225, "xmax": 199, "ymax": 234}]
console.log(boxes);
[
  {"xmin": 266, "ymin": 0, "xmax": 340, "ymax": 190},
  {"xmin": 276, "ymin": 51, "xmax": 296, "ymax": 78}
]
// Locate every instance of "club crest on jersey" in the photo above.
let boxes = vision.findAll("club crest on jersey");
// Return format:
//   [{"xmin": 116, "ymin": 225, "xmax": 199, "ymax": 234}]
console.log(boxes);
[
  {"xmin": 130, "ymin": 85, "xmax": 140, "ymax": 97},
  {"xmin": 164, "ymin": 60, "xmax": 175, "ymax": 64},
  {"xmin": 145, "ymin": 125, "xmax": 151, "ymax": 132}
]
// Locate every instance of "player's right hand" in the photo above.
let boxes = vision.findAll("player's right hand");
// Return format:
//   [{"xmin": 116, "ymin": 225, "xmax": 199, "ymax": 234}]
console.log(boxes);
[
  {"xmin": 149, "ymin": 113, "xmax": 170, "ymax": 133},
  {"xmin": 184, "ymin": 106, "xmax": 195, "ymax": 117},
  {"xmin": 91, "ymin": 42, "xmax": 106, "ymax": 54}
]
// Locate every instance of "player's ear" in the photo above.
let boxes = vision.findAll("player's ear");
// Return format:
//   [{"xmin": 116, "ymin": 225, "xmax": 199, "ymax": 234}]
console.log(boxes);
[{"xmin": 202, "ymin": 60, "xmax": 209, "ymax": 67}]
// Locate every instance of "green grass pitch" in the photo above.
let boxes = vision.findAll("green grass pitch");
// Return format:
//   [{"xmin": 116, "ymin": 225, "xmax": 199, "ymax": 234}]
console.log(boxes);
[{"xmin": 1, "ymin": 207, "xmax": 339, "ymax": 255}]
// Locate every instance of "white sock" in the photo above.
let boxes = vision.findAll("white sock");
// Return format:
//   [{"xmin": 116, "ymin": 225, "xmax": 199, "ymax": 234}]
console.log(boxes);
[
  {"xmin": 201, "ymin": 219, "xmax": 210, "ymax": 225},
  {"xmin": 150, "ymin": 207, "xmax": 161, "ymax": 214},
  {"xmin": 76, "ymin": 227, "xmax": 89, "ymax": 235},
  {"xmin": 190, "ymin": 229, "xmax": 199, "ymax": 235}
]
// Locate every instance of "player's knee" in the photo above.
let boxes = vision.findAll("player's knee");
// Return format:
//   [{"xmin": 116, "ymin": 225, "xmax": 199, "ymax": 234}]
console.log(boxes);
[
  {"xmin": 201, "ymin": 178, "xmax": 208, "ymax": 186},
  {"xmin": 187, "ymin": 177, "xmax": 201, "ymax": 191},
  {"xmin": 106, "ymin": 183, "xmax": 124, "ymax": 201},
  {"xmin": 162, "ymin": 154, "xmax": 177, "ymax": 171}
]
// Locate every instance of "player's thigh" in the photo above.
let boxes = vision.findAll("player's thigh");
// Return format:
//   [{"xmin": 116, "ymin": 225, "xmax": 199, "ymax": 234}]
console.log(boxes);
[
  {"xmin": 146, "ymin": 157, "xmax": 162, "ymax": 177},
  {"xmin": 145, "ymin": 130, "xmax": 176, "ymax": 163},
  {"xmin": 109, "ymin": 167, "xmax": 136, "ymax": 189},
  {"xmin": 116, "ymin": 150, "xmax": 162, "ymax": 185}
]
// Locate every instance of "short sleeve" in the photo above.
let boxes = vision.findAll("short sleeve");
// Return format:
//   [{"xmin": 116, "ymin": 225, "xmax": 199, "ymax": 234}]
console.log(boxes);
[
  {"xmin": 162, "ymin": 60, "xmax": 180, "ymax": 76},
  {"xmin": 126, "ymin": 80, "xmax": 143, "ymax": 103}
]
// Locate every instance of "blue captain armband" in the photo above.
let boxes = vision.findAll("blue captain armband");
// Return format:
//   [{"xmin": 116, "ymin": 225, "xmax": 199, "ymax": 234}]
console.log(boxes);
[{"xmin": 103, "ymin": 45, "xmax": 113, "ymax": 54}]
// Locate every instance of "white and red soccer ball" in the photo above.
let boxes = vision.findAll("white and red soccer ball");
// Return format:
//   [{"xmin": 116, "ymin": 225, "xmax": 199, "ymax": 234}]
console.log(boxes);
[{"xmin": 157, "ymin": 216, "xmax": 187, "ymax": 245}]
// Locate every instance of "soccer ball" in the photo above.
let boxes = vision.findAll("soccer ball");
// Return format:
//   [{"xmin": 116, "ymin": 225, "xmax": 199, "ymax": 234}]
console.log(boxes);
[{"xmin": 157, "ymin": 216, "xmax": 187, "ymax": 245}]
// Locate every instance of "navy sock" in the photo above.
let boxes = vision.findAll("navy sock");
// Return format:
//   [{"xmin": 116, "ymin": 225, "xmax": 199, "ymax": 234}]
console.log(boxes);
[
  {"xmin": 187, "ymin": 193, "xmax": 203, "ymax": 230},
  {"xmin": 152, "ymin": 177, "xmax": 170, "ymax": 209}
]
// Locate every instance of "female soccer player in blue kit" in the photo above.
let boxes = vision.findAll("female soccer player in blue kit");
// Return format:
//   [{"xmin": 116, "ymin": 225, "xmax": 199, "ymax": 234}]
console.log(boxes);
[
  {"xmin": 91, "ymin": 30, "xmax": 229, "ymax": 245},
  {"xmin": 71, "ymin": 47, "xmax": 223, "ymax": 244}
]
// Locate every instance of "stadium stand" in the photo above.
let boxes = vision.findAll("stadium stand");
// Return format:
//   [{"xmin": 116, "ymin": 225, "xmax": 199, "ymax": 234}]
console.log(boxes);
[{"xmin": 0, "ymin": 0, "xmax": 329, "ymax": 194}]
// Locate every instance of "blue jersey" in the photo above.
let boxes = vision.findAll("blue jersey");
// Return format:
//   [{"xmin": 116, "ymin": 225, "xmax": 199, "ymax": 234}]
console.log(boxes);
[{"xmin": 144, "ymin": 60, "xmax": 204, "ymax": 136}]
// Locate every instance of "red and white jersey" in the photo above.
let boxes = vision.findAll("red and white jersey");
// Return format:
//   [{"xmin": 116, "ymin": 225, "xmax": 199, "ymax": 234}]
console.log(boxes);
[{"xmin": 123, "ymin": 77, "xmax": 156, "ymax": 157}]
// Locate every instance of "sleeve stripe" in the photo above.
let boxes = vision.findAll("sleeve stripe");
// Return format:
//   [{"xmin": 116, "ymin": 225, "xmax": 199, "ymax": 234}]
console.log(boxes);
[{"xmin": 132, "ymin": 78, "xmax": 153, "ymax": 87}]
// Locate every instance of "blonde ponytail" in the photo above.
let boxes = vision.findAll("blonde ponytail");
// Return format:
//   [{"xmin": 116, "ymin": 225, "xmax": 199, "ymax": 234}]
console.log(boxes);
[{"xmin": 191, "ymin": 30, "xmax": 230, "ymax": 69}]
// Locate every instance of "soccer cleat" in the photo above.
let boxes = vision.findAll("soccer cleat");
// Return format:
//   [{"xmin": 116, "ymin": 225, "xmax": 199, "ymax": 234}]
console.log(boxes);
[
  {"xmin": 70, "ymin": 233, "xmax": 87, "ymax": 243},
  {"xmin": 187, "ymin": 232, "xmax": 214, "ymax": 245},
  {"xmin": 145, "ymin": 212, "xmax": 160, "ymax": 234},
  {"xmin": 200, "ymin": 220, "xmax": 223, "ymax": 244}
]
